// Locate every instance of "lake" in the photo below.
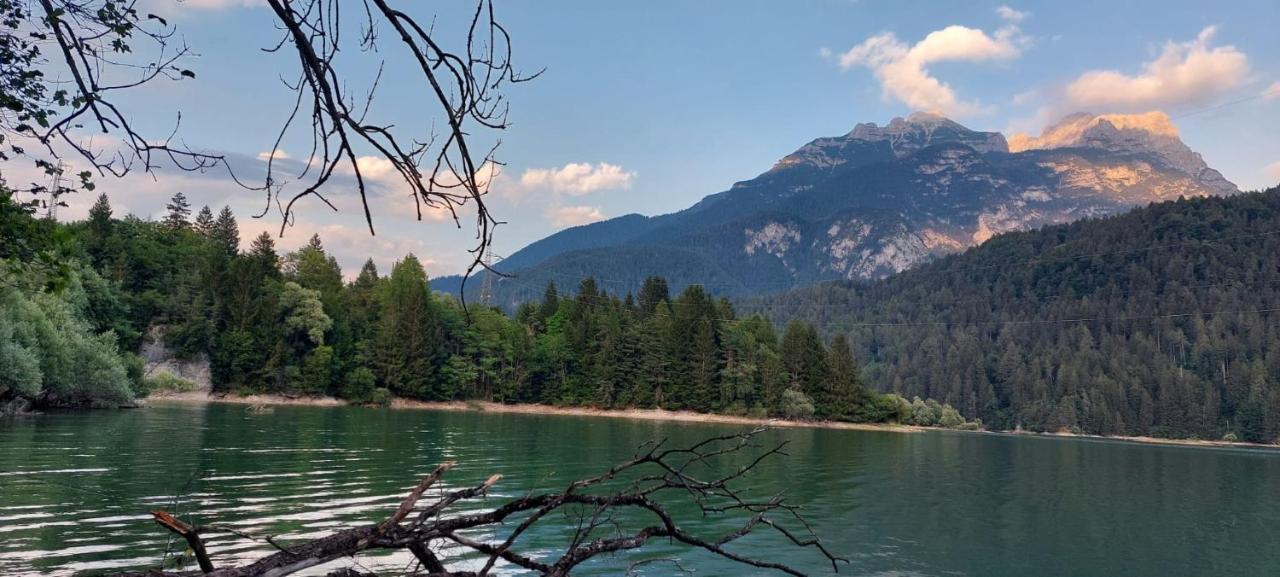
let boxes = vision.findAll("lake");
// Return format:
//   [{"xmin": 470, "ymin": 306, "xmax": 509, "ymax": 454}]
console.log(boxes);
[{"xmin": 1, "ymin": 401, "xmax": 1279, "ymax": 576}]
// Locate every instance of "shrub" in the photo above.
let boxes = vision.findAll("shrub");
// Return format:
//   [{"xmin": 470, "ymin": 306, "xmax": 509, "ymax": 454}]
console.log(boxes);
[
  {"xmin": 340, "ymin": 367, "xmax": 377, "ymax": 403},
  {"xmin": 122, "ymin": 353, "xmax": 146, "ymax": 396},
  {"xmin": 939, "ymin": 406, "xmax": 965, "ymax": 428},
  {"xmin": 780, "ymin": 389, "xmax": 815, "ymax": 421},
  {"xmin": 143, "ymin": 372, "xmax": 198, "ymax": 394},
  {"xmin": 851, "ymin": 393, "xmax": 901, "ymax": 423},
  {"xmin": 369, "ymin": 387, "xmax": 392, "ymax": 407}
]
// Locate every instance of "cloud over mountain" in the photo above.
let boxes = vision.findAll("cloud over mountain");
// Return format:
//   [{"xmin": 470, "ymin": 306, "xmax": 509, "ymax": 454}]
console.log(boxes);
[
  {"xmin": 1064, "ymin": 27, "xmax": 1249, "ymax": 112},
  {"xmin": 836, "ymin": 8, "xmax": 1028, "ymax": 116},
  {"xmin": 545, "ymin": 205, "xmax": 606, "ymax": 228}
]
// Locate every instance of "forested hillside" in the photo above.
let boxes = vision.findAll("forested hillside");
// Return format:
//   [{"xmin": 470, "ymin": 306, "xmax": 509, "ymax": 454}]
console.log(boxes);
[
  {"xmin": 0, "ymin": 188, "xmax": 974, "ymax": 429},
  {"xmin": 743, "ymin": 188, "xmax": 1280, "ymax": 442}
]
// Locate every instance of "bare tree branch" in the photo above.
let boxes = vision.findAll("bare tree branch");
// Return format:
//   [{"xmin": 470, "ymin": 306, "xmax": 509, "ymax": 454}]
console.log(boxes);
[
  {"xmin": 108, "ymin": 428, "xmax": 847, "ymax": 577},
  {"xmin": 2, "ymin": 0, "xmax": 533, "ymax": 311}
]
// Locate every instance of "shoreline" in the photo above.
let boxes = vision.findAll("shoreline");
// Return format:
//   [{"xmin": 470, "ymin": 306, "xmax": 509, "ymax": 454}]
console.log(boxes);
[{"xmin": 146, "ymin": 392, "xmax": 1279, "ymax": 451}]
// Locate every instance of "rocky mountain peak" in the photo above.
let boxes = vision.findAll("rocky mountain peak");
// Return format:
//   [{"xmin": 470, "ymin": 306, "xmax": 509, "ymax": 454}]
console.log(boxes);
[
  {"xmin": 1008, "ymin": 111, "xmax": 1237, "ymax": 194},
  {"xmin": 848, "ymin": 112, "xmax": 1009, "ymax": 157}
]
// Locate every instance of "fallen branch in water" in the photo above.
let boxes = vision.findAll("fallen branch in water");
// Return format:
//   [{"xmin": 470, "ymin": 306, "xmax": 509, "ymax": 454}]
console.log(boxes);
[{"xmin": 111, "ymin": 427, "xmax": 846, "ymax": 577}]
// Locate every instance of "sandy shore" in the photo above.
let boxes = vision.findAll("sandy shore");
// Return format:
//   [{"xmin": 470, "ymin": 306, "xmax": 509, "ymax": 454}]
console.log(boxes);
[
  {"xmin": 147, "ymin": 392, "xmax": 925, "ymax": 433},
  {"xmin": 147, "ymin": 392, "xmax": 1279, "ymax": 450}
]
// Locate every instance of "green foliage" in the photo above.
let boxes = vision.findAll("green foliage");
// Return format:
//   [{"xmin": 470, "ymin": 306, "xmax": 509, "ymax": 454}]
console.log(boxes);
[
  {"xmin": 3, "ymin": 185, "xmax": 972, "ymax": 428},
  {"xmin": 143, "ymin": 372, "xmax": 198, "ymax": 394},
  {"xmin": 341, "ymin": 367, "xmax": 377, "ymax": 403},
  {"xmin": 280, "ymin": 282, "xmax": 331, "ymax": 347},
  {"xmin": 0, "ymin": 325, "xmax": 42, "ymax": 398},
  {"xmin": 299, "ymin": 345, "xmax": 334, "ymax": 396},
  {"xmin": 370, "ymin": 387, "xmax": 392, "ymax": 407},
  {"xmin": 376, "ymin": 255, "xmax": 442, "ymax": 399},
  {"xmin": 780, "ymin": 389, "xmax": 816, "ymax": 420},
  {"xmin": 0, "ymin": 260, "xmax": 136, "ymax": 407},
  {"xmin": 163, "ymin": 192, "xmax": 192, "ymax": 230},
  {"xmin": 746, "ymin": 188, "xmax": 1280, "ymax": 440}
]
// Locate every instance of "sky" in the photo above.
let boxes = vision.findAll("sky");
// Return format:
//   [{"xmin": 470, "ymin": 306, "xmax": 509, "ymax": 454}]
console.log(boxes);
[{"xmin": 16, "ymin": 0, "xmax": 1280, "ymax": 278}]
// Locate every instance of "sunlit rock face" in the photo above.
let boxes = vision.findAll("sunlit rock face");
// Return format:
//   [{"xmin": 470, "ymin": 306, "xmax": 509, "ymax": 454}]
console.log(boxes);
[
  {"xmin": 849, "ymin": 111, "xmax": 1010, "ymax": 157},
  {"xmin": 1009, "ymin": 111, "xmax": 1237, "ymax": 195},
  {"xmin": 441, "ymin": 111, "xmax": 1241, "ymax": 304}
]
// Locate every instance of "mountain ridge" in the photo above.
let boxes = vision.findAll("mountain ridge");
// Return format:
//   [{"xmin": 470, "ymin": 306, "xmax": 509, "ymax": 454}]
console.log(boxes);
[{"xmin": 436, "ymin": 111, "xmax": 1239, "ymax": 306}]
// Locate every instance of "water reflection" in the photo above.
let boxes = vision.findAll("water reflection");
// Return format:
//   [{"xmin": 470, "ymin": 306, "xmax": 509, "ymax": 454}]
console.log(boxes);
[{"xmin": 0, "ymin": 402, "xmax": 1278, "ymax": 576}]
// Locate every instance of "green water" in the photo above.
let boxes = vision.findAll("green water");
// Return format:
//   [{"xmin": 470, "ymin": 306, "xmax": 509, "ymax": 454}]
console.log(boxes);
[{"xmin": 1, "ymin": 402, "xmax": 1279, "ymax": 576}]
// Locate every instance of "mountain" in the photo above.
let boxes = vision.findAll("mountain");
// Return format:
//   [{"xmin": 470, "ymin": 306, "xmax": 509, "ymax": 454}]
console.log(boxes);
[
  {"xmin": 438, "ymin": 111, "xmax": 1238, "ymax": 306},
  {"xmin": 739, "ymin": 187, "xmax": 1280, "ymax": 441}
]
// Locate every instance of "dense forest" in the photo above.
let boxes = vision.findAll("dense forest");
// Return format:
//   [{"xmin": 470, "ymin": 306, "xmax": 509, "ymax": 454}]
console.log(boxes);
[
  {"xmin": 744, "ymin": 188, "xmax": 1280, "ymax": 442},
  {"xmin": 0, "ymin": 187, "xmax": 974, "ymax": 428}
]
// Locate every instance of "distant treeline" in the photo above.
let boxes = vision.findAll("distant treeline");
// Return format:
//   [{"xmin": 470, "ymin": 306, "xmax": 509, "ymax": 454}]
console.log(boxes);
[
  {"xmin": 0, "ymin": 188, "xmax": 973, "ymax": 428},
  {"xmin": 744, "ymin": 188, "xmax": 1280, "ymax": 442}
]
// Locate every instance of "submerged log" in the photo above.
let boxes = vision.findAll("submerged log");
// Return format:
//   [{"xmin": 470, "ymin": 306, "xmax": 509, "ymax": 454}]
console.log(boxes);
[
  {"xmin": 151, "ymin": 511, "xmax": 214, "ymax": 573},
  {"xmin": 111, "ymin": 428, "xmax": 846, "ymax": 577}
]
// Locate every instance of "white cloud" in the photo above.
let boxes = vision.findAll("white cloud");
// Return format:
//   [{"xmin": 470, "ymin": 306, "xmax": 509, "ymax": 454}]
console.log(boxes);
[
  {"xmin": 135, "ymin": 0, "xmax": 260, "ymax": 18},
  {"xmin": 836, "ymin": 10, "xmax": 1027, "ymax": 116},
  {"xmin": 996, "ymin": 6, "xmax": 1028, "ymax": 23},
  {"xmin": 348, "ymin": 155, "xmax": 399, "ymax": 183},
  {"xmin": 1011, "ymin": 89, "xmax": 1038, "ymax": 106},
  {"xmin": 1264, "ymin": 81, "xmax": 1280, "ymax": 100},
  {"xmin": 1265, "ymin": 161, "xmax": 1280, "ymax": 184},
  {"xmin": 177, "ymin": 0, "xmax": 260, "ymax": 10},
  {"xmin": 256, "ymin": 149, "xmax": 290, "ymax": 162},
  {"xmin": 1065, "ymin": 27, "xmax": 1249, "ymax": 112},
  {"xmin": 520, "ymin": 162, "xmax": 635, "ymax": 195},
  {"xmin": 545, "ymin": 205, "xmax": 605, "ymax": 228},
  {"xmin": 238, "ymin": 219, "xmax": 443, "ymax": 280}
]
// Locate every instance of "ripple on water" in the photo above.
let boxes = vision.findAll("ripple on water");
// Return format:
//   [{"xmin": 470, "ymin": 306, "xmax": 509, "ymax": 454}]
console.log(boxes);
[{"xmin": 3, "ymin": 403, "xmax": 1280, "ymax": 577}]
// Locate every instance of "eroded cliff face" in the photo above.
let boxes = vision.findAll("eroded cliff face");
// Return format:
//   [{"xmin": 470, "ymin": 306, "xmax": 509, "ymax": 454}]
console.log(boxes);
[
  {"xmin": 140, "ymin": 325, "xmax": 212, "ymax": 392},
  {"xmin": 1009, "ymin": 111, "xmax": 1236, "ymax": 195},
  {"xmin": 712, "ymin": 111, "xmax": 1240, "ymax": 284}
]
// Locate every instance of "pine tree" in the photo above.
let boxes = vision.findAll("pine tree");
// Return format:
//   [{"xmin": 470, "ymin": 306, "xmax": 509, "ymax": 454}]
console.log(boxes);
[
  {"xmin": 349, "ymin": 258, "xmax": 382, "ymax": 348},
  {"xmin": 211, "ymin": 206, "xmax": 239, "ymax": 255},
  {"xmin": 539, "ymin": 282, "xmax": 559, "ymax": 320},
  {"xmin": 668, "ymin": 284, "xmax": 720, "ymax": 411},
  {"xmin": 86, "ymin": 193, "xmax": 114, "ymax": 265},
  {"xmin": 164, "ymin": 192, "xmax": 192, "ymax": 229},
  {"xmin": 781, "ymin": 321, "xmax": 828, "ymax": 412},
  {"xmin": 826, "ymin": 334, "xmax": 863, "ymax": 420},
  {"xmin": 248, "ymin": 232, "xmax": 280, "ymax": 276},
  {"xmin": 88, "ymin": 193, "xmax": 112, "ymax": 237},
  {"xmin": 638, "ymin": 276, "xmax": 669, "ymax": 316},
  {"xmin": 194, "ymin": 206, "xmax": 215, "ymax": 235},
  {"xmin": 376, "ymin": 254, "xmax": 441, "ymax": 399}
]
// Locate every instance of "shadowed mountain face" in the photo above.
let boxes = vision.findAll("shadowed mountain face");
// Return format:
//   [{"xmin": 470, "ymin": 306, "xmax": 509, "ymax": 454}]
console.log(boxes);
[{"xmin": 436, "ymin": 111, "xmax": 1238, "ymax": 306}]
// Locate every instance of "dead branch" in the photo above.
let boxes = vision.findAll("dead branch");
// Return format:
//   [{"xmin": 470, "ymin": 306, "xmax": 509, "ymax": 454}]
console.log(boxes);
[
  {"xmin": 151, "ymin": 511, "xmax": 215, "ymax": 573},
  {"xmin": 108, "ymin": 428, "xmax": 846, "ymax": 577},
  {"xmin": 3, "ymin": 0, "xmax": 532, "ymax": 307}
]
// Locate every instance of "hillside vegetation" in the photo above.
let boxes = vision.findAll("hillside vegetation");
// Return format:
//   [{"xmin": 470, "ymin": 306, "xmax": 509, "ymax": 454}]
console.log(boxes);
[
  {"xmin": 743, "ymin": 188, "xmax": 1280, "ymax": 442},
  {"xmin": 0, "ymin": 187, "xmax": 974, "ymax": 430}
]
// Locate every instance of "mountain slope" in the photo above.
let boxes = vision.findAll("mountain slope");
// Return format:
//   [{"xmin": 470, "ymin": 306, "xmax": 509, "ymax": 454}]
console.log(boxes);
[
  {"xmin": 444, "ymin": 111, "xmax": 1238, "ymax": 306},
  {"xmin": 741, "ymin": 187, "xmax": 1280, "ymax": 441}
]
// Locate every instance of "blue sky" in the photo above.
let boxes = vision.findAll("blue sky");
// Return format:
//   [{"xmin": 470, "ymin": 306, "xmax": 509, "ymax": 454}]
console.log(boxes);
[{"xmin": 45, "ymin": 0, "xmax": 1280, "ymax": 277}]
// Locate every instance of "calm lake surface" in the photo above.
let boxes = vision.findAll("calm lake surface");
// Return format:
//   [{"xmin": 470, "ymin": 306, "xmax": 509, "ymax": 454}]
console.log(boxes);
[{"xmin": 2, "ymin": 402, "xmax": 1279, "ymax": 576}]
